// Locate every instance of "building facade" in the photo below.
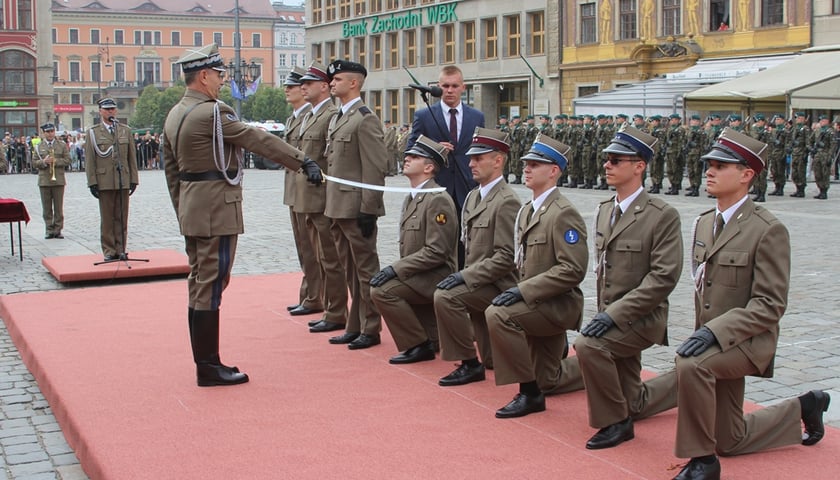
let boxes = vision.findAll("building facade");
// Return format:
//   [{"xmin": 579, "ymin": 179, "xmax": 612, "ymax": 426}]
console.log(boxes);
[
  {"xmin": 305, "ymin": 0, "xmax": 553, "ymax": 127},
  {"xmin": 0, "ymin": 0, "xmax": 53, "ymax": 138},
  {"xmin": 274, "ymin": 2, "xmax": 307, "ymax": 81},
  {"xmin": 813, "ymin": 0, "xmax": 840, "ymax": 46},
  {"xmin": 50, "ymin": 0, "xmax": 279, "ymax": 131}
]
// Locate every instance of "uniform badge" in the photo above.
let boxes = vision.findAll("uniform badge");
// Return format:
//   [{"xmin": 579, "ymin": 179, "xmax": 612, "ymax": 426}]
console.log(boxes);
[
  {"xmin": 435, "ymin": 213, "xmax": 447, "ymax": 225},
  {"xmin": 226, "ymin": 113, "xmax": 238, "ymax": 121},
  {"xmin": 564, "ymin": 229, "xmax": 580, "ymax": 244}
]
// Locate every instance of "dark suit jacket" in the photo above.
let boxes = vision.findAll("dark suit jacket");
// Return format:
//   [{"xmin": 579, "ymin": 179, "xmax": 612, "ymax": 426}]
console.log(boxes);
[
  {"xmin": 407, "ymin": 102, "xmax": 484, "ymax": 211},
  {"xmin": 691, "ymin": 200, "xmax": 790, "ymax": 377}
]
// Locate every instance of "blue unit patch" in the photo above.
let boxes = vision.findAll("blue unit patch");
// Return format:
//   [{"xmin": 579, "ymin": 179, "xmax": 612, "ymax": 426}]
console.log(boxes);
[{"xmin": 564, "ymin": 229, "xmax": 580, "ymax": 244}]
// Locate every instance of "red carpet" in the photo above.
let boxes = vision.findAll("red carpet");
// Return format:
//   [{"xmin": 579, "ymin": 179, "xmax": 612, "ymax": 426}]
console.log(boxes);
[
  {"xmin": 1, "ymin": 273, "xmax": 836, "ymax": 479},
  {"xmin": 41, "ymin": 249, "xmax": 189, "ymax": 282}
]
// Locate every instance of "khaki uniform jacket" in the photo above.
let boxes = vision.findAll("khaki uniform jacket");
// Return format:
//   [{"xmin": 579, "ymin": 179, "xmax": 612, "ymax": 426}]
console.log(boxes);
[
  {"xmin": 393, "ymin": 180, "xmax": 458, "ymax": 294},
  {"xmin": 594, "ymin": 191, "xmax": 682, "ymax": 346},
  {"xmin": 691, "ymin": 200, "xmax": 790, "ymax": 377},
  {"xmin": 162, "ymin": 89, "xmax": 306, "ymax": 237},
  {"xmin": 516, "ymin": 188, "xmax": 588, "ymax": 330},
  {"xmin": 85, "ymin": 122, "xmax": 138, "ymax": 190},
  {"xmin": 460, "ymin": 180, "xmax": 520, "ymax": 292},
  {"xmin": 324, "ymin": 100, "xmax": 388, "ymax": 219},
  {"xmin": 283, "ymin": 104, "xmax": 311, "ymax": 206},
  {"xmin": 294, "ymin": 101, "xmax": 338, "ymax": 214},
  {"xmin": 33, "ymin": 140, "xmax": 71, "ymax": 186}
]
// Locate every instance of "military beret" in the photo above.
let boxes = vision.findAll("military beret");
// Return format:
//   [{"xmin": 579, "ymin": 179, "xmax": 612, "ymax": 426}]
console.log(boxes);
[
  {"xmin": 633, "ymin": 114, "xmax": 645, "ymax": 120},
  {"xmin": 753, "ymin": 113, "xmax": 766, "ymax": 121},
  {"xmin": 40, "ymin": 123, "xmax": 56, "ymax": 132},
  {"xmin": 98, "ymin": 97, "xmax": 117, "ymax": 109},
  {"xmin": 710, "ymin": 114, "xmax": 721, "ymax": 119},
  {"xmin": 526, "ymin": 115, "xmax": 534, "ymax": 120},
  {"xmin": 794, "ymin": 112, "xmax": 807, "ymax": 117},
  {"xmin": 649, "ymin": 115, "xmax": 662, "ymax": 121},
  {"xmin": 728, "ymin": 114, "xmax": 742, "ymax": 121},
  {"xmin": 499, "ymin": 114, "xmax": 507, "ymax": 120},
  {"xmin": 616, "ymin": 113, "xmax": 628, "ymax": 119},
  {"xmin": 702, "ymin": 127, "xmax": 767, "ymax": 174},
  {"xmin": 818, "ymin": 114, "xmax": 828, "ymax": 120},
  {"xmin": 596, "ymin": 114, "xmax": 606, "ymax": 120},
  {"xmin": 512, "ymin": 115, "xmax": 520, "ymax": 119},
  {"xmin": 669, "ymin": 113, "xmax": 681, "ymax": 119},
  {"xmin": 770, "ymin": 114, "xmax": 784, "ymax": 122},
  {"xmin": 176, "ymin": 43, "xmax": 226, "ymax": 74},
  {"xmin": 327, "ymin": 59, "xmax": 367, "ymax": 79},
  {"xmin": 690, "ymin": 114, "xmax": 701, "ymax": 121}
]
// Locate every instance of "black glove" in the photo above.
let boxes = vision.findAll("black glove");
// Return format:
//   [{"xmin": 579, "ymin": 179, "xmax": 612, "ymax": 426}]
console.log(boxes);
[
  {"xmin": 369, "ymin": 266, "xmax": 397, "ymax": 287},
  {"xmin": 301, "ymin": 158, "xmax": 323, "ymax": 185},
  {"xmin": 89, "ymin": 185, "xmax": 99, "ymax": 199},
  {"xmin": 491, "ymin": 287, "xmax": 523, "ymax": 307},
  {"xmin": 436, "ymin": 272, "xmax": 465, "ymax": 290},
  {"xmin": 581, "ymin": 312, "xmax": 615, "ymax": 338},
  {"xmin": 676, "ymin": 326, "xmax": 718, "ymax": 357},
  {"xmin": 129, "ymin": 183, "xmax": 137, "ymax": 195},
  {"xmin": 357, "ymin": 213, "xmax": 377, "ymax": 238}
]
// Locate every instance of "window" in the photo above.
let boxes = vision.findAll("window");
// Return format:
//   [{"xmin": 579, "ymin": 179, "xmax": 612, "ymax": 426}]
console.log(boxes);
[
  {"xmin": 372, "ymin": 35, "xmax": 382, "ymax": 70},
  {"xmin": 761, "ymin": 0, "xmax": 784, "ymax": 26},
  {"xmin": 354, "ymin": 0, "xmax": 365, "ymax": 15},
  {"xmin": 422, "ymin": 27, "xmax": 435, "ymax": 65},
  {"xmin": 71, "ymin": 93, "xmax": 80, "ymax": 105},
  {"xmin": 387, "ymin": 32, "xmax": 399, "ymax": 68},
  {"xmin": 17, "ymin": 0, "xmax": 32, "ymax": 30},
  {"xmin": 404, "ymin": 30, "xmax": 416, "ymax": 67},
  {"xmin": 710, "ymin": 0, "xmax": 730, "ymax": 31},
  {"xmin": 91, "ymin": 61, "xmax": 101, "ymax": 83},
  {"xmin": 442, "ymin": 24, "xmax": 455, "ymax": 64},
  {"xmin": 388, "ymin": 90, "xmax": 399, "ymax": 123},
  {"xmin": 69, "ymin": 61, "xmax": 81, "ymax": 82},
  {"xmin": 137, "ymin": 60, "xmax": 161, "ymax": 86},
  {"xmin": 528, "ymin": 11, "xmax": 544, "ymax": 55},
  {"xmin": 463, "ymin": 21, "xmax": 476, "ymax": 62},
  {"xmin": 619, "ymin": 0, "xmax": 637, "ymax": 40},
  {"xmin": 405, "ymin": 88, "xmax": 417, "ymax": 122},
  {"xmin": 370, "ymin": 90, "xmax": 382, "ymax": 119},
  {"xmin": 312, "ymin": 0, "xmax": 323, "ymax": 24},
  {"xmin": 326, "ymin": 0, "xmax": 336, "ymax": 21},
  {"xmin": 0, "ymin": 51, "xmax": 36, "ymax": 95},
  {"xmin": 135, "ymin": 30, "xmax": 158, "ymax": 45},
  {"xmin": 326, "ymin": 41, "xmax": 337, "ymax": 60},
  {"xmin": 172, "ymin": 31, "xmax": 181, "ymax": 46},
  {"xmin": 194, "ymin": 32, "xmax": 203, "ymax": 46},
  {"xmin": 405, "ymin": 0, "xmax": 416, "ymax": 6},
  {"xmin": 291, "ymin": 54, "xmax": 298, "ymax": 66},
  {"xmin": 114, "ymin": 30, "xmax": 124, "ymax": 45},
  {"xmin": 341, "ymin": 39, "xmax": 351, "ymax": 60},
  {"xmin": 663, "ymin": 0, "xmax": 681, "ymax": 35},
  {"xmin": 313, "ymin": 43, "xmax": 323, "ymax": 64},
  {"xmin": 171, "ymin": 63, "xmax": 182, "ymax": 83},
  {"xmin": 52, "ymin": 61, "xmax": 58, "ymax": 81},
  {"xmin": 279, "ymin": 32, "xmax": 288, "ymax": 45},
  {"xmin": 578, "ymin": 85, "xmax": 599, "ymax": 97},
  {"xmin": 387, "ymin": 0, "xmax": 399, "ymax": 10},
  {"xmin": 279, "ymin": 54, "xmax": 287, "ymax": 67},
  {"xmin": 252, "ymin": 33, "xmax": 261, "ymax": 47},
  {"xmin": 505, "ymin": 15, "xmax": 520, "ymax": 57},
  {"xmin": 339, "ymin": 0, "xmax": 351, "ymax": 18},
  {"xmin": 91, "ymin": 29, "xmax": 101, "ymax": 45},
  {"xmin": 52, "ymin": 28, "xmax": 57, "ymax": 44},
  {"xmin": 356, "ymin": 37, "xmax": 366, "ymax": 68},
  {"xmin": 69, "ymin": 29, "xmax": 79, "ymax": 44},
  {"xmin": 115, "ymin": 62, "xmax": 126, "ymax": 82},
  {"xmin": 214, "ymin": 33, "xmax": 223, "ymax": 47},
  {"xmin": 580, "ymin": 3, "xmax": 597, "ymax": 43},
  {"xmin": 483, "ymin": 18, "xmax": 498, "ymax": 59},
  {"xmin": 370, "ymin": 0, "xmax": 382, "ymax": 14},
  {"xmin": 834, "ymin": 0, "xmax": 840, "ymax": 14}
]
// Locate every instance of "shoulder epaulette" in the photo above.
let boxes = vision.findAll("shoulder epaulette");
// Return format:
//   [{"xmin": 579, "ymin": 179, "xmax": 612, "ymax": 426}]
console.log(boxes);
[{"xmin": 358, "ymin": 106, "xmax": 372, "ymax": 115}]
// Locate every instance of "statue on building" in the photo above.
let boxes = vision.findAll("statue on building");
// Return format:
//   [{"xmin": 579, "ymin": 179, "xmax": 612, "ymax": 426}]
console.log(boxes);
[
  {"xmin": 641, "ymin": 0, "xmax": 655, "ymax": 41},
  {"xmin": 738, "ymin": 0, "xmax": 750, "ymax": 31},
  {"xmin": 599, "ymin": 0, "xmax": 613, "ymax": 44}
]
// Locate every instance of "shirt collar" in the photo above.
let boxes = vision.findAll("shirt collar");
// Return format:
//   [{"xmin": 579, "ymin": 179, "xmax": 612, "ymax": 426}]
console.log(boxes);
[
  {"xmin": 411, "ymin": 179, "xmax": 431, "ymax": 199},
  {"xmin": 615, "ymin": 186, "xmax": 644, "ymax": 213},
  {"xmin": 293, "ymin": 103, "xmax": 311, "ymax": 118},
  {"xmin": 311, "ymin": 97, "xmax": 332, "ymax": 114},
  {"xmin": 341, "ymin": 97, "xmax": 362, "ymax": 115},
  {"xmin": 479, "ymin": 175, "xmax": 504, "ymax": 199},
  {"xmin": 531, "ymin": 186, "xmax": 556, "ymax": 212},
  {"xmin": 716, "ymin": 194, "xmax": 749, "ymax": 224}
]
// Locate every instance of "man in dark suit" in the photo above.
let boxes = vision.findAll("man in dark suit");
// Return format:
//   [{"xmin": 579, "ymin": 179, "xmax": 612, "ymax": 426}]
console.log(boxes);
[
  {"xmin": 406, "ymin": 65, "xmax": 485, "ymax": 215},
  {"xmin": 668, "ymin": 128, "xmax": 829, "ymax": 479},
  {"xmin": 485, "ymin": 134, "xmax": 588, "ymax": 419}
]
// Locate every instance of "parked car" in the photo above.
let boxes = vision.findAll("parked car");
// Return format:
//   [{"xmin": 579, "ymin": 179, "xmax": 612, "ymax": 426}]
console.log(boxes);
[{"xmin": 245, "ymin": 121, "xmax": 286, "ymax": 169}]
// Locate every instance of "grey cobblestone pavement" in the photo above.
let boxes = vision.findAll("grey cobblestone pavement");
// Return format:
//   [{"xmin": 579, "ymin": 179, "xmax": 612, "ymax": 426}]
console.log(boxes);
[{"xmin": 1, "ymin": 169, "xmax": 839, "ymax": 478}]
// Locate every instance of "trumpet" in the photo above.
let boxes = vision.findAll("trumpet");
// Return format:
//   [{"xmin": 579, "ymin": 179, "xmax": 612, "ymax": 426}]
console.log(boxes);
[{"xmin": 49, "ymin": 146, "xmax": 56, "ymax": 182}]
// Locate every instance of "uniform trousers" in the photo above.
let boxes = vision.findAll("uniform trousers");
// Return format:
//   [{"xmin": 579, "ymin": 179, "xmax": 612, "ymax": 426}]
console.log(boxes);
[
  {"xmin": 185, "ymin": 234, "xmax": 237, "ymax": 311},
  {"xmin": 485, "ymin": 302, "xmax": 567, "ymax": 388},
  {"xmin": 770, "ymin": 154, "xmax": 787, "ymax": 188},
  {"xmin": 97, "ymin": 189, "xmax": 130, "ymax": 257},
  {"xmin": 39, "ymin": 185, "xmax": 65, "ymax": 235},
  {"xmin": 291, "ymin": 207, "xmax": 323, "ymax": 310},
  {"xmin": 791, "ymin": 153, "xmax": 808, "ymax": 187},
  {"xmin": 673, "ymin": 344, "xmax": 802, "ymax": 458},
  {"xmin": 433, "ymin": 283, "xmax": 498, "ymax": 369},
  {"xmin": 372, "ymin": 278, "xmax": 437, "ymax": 351},
  {"xmin": 812, "ymin": 153, "xmax": 832, "ymax": 191},
  {"xmin": 306, "ymin": 212, "xmax": 348, "ymax": 325},
  {"xmin": 330, "ymin": 218, "xmax": 381, "ymax": 335}
]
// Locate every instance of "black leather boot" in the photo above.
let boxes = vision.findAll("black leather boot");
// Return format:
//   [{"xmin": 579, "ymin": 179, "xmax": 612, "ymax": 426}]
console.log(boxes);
[
  {"xmin": 191, "ymin": 310, "xmax": 249, "ymax": 387},
  {"xmin": 791, "ymin": 185, "xmax": 805, "ymax": 198},
  {"xmin": 815, "ymin": 189, "xmax": 828, "ymax": 200}
]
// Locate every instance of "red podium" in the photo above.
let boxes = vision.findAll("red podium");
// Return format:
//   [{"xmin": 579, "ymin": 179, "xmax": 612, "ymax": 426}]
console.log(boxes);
[{"xmin": 0, "ymin": 198, "xmax": 30, "ymax": 261}]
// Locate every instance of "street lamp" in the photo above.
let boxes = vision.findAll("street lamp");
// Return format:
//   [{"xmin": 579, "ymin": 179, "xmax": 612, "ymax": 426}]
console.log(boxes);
[
  {"xmin": 96, "ymin": 38, "xmax": 111, "ymax": 98},
  {"xmin": 228, "ymin": 0, "xmax": 262, "ymax": 119}
]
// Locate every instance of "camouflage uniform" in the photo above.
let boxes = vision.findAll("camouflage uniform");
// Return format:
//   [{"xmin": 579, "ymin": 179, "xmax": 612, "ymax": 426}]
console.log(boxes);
[
  {"xmin": 594, "ymin": 117, "xmax": 613, "ymax": 189},
  {"xmin": 684, "ymin": 119, "xmax": 707, "ymax": 197},
  {"xmin": 746, "ymin": 117, "xmax": 770, "ymax": 201},
  {"xmin": 508, "ymin": 119, "xmax": 524, "ymax": 180},
  {"xmin": 497, "ymin": 118, "xmax": 511, "ymax": 178},
  {"xmin": 767, "ymin": 118, "xmax": 789, "ymax": 196},
  {"xmin": 565, "ymin": 117, "xmax": 583, "ymax": 187},
  {"xmin": 811, "ymin": 118, "xmax": 834, "ymax": 199},
  {"xmin": 664, "ymin": 115, "xmax": 686, "ymax": 194},
  {"xmin": 580, "ymin": 116, "xmax": 597, "ymax": 188},
  {"xmin": 789, "ymin": 114, "xmax": 812, "ymax": 197},
  {"xmin": 647, "ymin": 117, "xmax": 666, "ymax": 193}
]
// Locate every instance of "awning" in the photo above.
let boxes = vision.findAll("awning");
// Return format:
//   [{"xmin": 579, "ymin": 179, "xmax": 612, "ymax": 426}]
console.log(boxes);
[
  {"xmin": 572, "ymin": 54, "xmax": 795, "ymax": 117},
  {"xmin": 684, "ymin": 48, "xmax": 840, "ymax": 111}
]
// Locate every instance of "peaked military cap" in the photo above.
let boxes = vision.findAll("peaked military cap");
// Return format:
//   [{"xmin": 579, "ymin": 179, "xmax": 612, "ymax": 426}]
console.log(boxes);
[
  {"xmin": 176, "ymin": 43, "xmax": 226, "ymax": 74},
  {"xmin": 40, "ymin": 123, "xmax": 56, "ymax": 132},
  {"xmin": 701, "ymin": 127, "xmax": 767, "ymax": 174},
  {"xmin": 466, "ymin": 127, "xmax": 510, "ymax": 155},
  {"xmin": 283, "ymin": 66, "xmax": 307, "ymax": 86},
  {"xmin": 327, "ymin": 60, "xmax": 367, "ymax": 79},
  {"xmin": 98, "ymin": 97, "xmax": 117, "ymax": 108},
  {"xmin": 300, "ymin": 62, "xmax": 330, "ymax": 82},
  {"xmin": 603, "ymin": 126, "xmax": 658, "ymax": 163},
  {"xmin": 522, "ymin": 134, "xmax": 571, "ymax": 170},
  {"xmin": 405, "ymin": 134, "xmax": 448, "ymax": 169}
]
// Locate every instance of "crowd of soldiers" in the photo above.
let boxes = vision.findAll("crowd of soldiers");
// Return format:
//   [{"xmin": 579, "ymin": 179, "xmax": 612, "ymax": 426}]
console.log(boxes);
[{"xmin": 496, "ymin": 112, "xmax": 840, "ymax": 201}]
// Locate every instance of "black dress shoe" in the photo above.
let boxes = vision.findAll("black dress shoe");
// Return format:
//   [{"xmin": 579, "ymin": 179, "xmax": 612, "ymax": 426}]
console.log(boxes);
[
  {"xmin": 287, "ymin": 304, "xmax": 300, "ymax": 311},
  {"xmin": 54, "ymin": 233, "xmax": 64, "ymax": 239},
  {"xmin": 348, "ymin": 333, "xmax": 381, "ymax": 350},
  {"xmin": 329, "ymin": 331, "xmax": 360, "ymax": 344},
  {"xmin": 802, "ymin": 390, "xmax": 831, "ymax": 446},
  {"xmin": 308, "ymin": 318, "xmax": 322, "ymax": 327},
  {"xmin": 672, "ymin": 456, "xmax": 720, "ymax": 480},
  {"xmin": 289, "ymin": 305, "xmax": 324, "ymax": 316},
  {"xmin": 495, "ymin": 393, "xmax": 545, "ymax": 419},
  {"xmin": 309, "ymin": 320, "xmax": 345, "ymax": 333},
  {"xmin": 118, "ymin": 253, "xmax": 128, "ymax": 260},
  {"xmin": 439, "ymin": 362, "xmax": 486, "ymax": 386},
  {"xmin": 44, "ymin": 234, "xmax": 54, "ymax": 239},
  {"xmin": 389, "ymin": 341, "xmax": 435, "ymax": 364},
  {"xmin": 585, "ymin": 417, "xmax": 635, "ymax": 449},
  {"xmin": 196, "ymin": 362, "xmax": 249, "ymax": 387},
  {"xmin": 103, "ymin": 255, "xmax": 119, "ymax": 261}
]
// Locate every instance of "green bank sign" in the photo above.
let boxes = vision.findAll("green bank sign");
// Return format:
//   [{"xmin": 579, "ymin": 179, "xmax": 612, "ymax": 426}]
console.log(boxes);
[{"xmin": 342, "ymin": 2, "xmax": 458, "ymax": 38}]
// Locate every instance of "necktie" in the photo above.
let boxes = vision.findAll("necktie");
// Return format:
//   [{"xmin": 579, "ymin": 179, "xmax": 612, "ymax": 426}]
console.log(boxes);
[
  {"xmin": 449, "ymin": 108, "xmax": 458, "ymax": 144},
  {"xmin": 714, "ymin": 213, "xmax": 725, "ymax": 243},
  {"xmin": 611, "ymin": 204, "xmax": 622, "ymax": 227},
  {"xmin": 301, "ymin": 111, "xmax": 313, "ymax": 131}
]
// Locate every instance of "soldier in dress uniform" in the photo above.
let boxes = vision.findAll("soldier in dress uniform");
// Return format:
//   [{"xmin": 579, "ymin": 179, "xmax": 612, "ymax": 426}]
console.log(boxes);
[
  {"xmin": 371, "ymin": 136, "xmax": 458, "ymax": 363},
  {"xmin": 811, "ymin": 115, "xmax": 833, "ymax": 200},
  {"xmin": 33, "ymin": 123, "xmax": 71, "ymax": 239},
  {"xmin": 85, "ymin": 97, "xmax": 139, "ymax": 260},
  {"xmin": 485, "ymin": 134, "xmax": 588, "ymax": 419},
  {"xmin": 323, "ymin": 59, "xmax": 390, "ymax": 350},
  {"xmin": 684, "ymin": 115, "xmax": 708, "ymax": 197},
  {"xmin": 162, "ymin": 43, "xmax": 322, "ymax": 386},
  {"xmin": 789, "ymin": 112, "xmax": 812, "ymax": 198},
  {"xmin": 767, "ymin": 114, "xmax": 790, "ymax": 196},
  {"xmin": 664, "ymin": 113, "xmax": 686, "ymax": 195}
]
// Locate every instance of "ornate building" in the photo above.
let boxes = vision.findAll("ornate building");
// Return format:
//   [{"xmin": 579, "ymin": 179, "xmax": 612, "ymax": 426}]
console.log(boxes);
[{"xmin": 273, "ymin": 1, "xmax": 307, "ymax": 81}]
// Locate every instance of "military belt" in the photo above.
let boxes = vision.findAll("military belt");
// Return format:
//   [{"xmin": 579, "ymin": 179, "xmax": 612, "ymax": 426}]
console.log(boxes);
[{"xmin": 179, "ymin": 170, "xmax": 238, "ymax": 182}]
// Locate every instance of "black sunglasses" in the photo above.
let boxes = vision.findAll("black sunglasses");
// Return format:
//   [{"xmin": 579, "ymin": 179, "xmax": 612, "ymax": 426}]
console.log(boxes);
[{"xmin": 605, "ymin": 155, "xmax": 640, "ymax": 165}]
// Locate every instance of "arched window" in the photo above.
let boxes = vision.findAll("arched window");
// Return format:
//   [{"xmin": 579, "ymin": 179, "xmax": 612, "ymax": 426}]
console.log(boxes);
[{"xmin": 0, "ymin": 50, "xmax": 36, "ymax": 95}]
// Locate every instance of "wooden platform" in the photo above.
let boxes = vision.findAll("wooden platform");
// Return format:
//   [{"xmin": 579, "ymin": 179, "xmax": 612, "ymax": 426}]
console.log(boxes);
[{"xmin": 41, "ymin": 249, "xmax": 190, "ymax": 282}]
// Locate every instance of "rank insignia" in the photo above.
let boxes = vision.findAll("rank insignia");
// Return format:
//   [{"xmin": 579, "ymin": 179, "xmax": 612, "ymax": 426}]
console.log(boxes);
[
  {"xmin": 226, "ymin": 113, "xmax": 238, "ymax": 121},
  {"xmin": 435, "ymin": 213, "xmax": 447, "ymax": 225},
  {"xmin": 564, "ymin": 229, "xmax": 580, "ymax": 244}
]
